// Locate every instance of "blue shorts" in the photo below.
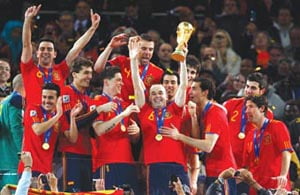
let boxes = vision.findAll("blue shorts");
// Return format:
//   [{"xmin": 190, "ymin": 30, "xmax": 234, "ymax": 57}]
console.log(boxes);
[
  {"xmin": 93, "ymin": 163, "xmax": 139, "ymax": 194},
  {"xmin": 147, "ymin": 163, "xmax": 190, "ymax": 195},
  {"xmin": 63, "ymin": 152, "xmax": 92, "ymax": 192}
]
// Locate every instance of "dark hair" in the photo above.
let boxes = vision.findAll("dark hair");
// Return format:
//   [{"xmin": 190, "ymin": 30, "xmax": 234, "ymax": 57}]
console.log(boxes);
[
  {"xmin": 140, "ymin": 33, "xmax": 153, "ymax": 42},
  {"xmin": 161, "ymin": 70, "xmax": 180, "ymax": 85},
  {"xmin": 102, "ymin": 66, "xmax": 121, "ymax": 80},
  {"xmin": 42, "ymin": 83, "xmax": 60, "ymax": 97},
  {"xmin": 193, "ymin": 77, "xmax": 215, "ymax": 100},
  {"xmin": 245, "ymin": 95, "xmax": 268, "ymax": 114},
  {"xmin": 71, "ymin": 57, "xmax": 93, "ymax": 73},
  {"xmin": 186, "ymin": 55, "xmax": 201, "ymax": 71},
  {"xmin": 38, "ymin": 38, "xmax": 55, "ymax": 47},
  {"xmin": 246, "ymin": 72, "xmax": 267, "ymax": 89},
  {"xmin": 268, "ymin": 44, "xmax": 284, "ymax": 53}
]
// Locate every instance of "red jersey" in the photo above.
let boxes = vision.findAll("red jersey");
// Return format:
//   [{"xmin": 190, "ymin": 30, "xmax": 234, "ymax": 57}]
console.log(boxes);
[
  {"xmin": 58, "ymin": 85, "xmax": 94, "ymax": 155},
  {"xmin": 138, "ymin": 103, "xmax": 187, "ymax": 168},
  {"xmin": 202, "ymin": 103, "xmax": 236, "ymax": 177},
  {"xmin": 91, "ymin": 95, "xmax": 133, "ymax": 172},
  {"xmin": 20, "ymin": 58, "xmax": 69, "ymax": 106},
  {"xmin": 19, "ymin": 104, "xmax": 68, "ymax": 173},
  {"xmin": 243, "ymin": 119, "xmax": 293, "ymax": 192},
  {"xmin": 223, "ymin": 97, "xmax": 274, "ymax": 167},
  {"xmin": 109, "ymin": 56, "xmax": 163, "ymax": 103}
]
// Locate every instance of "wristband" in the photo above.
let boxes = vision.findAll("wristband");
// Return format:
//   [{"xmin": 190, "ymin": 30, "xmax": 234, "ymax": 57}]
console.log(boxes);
[{"xmin": 24, "ymin": 165, "xmax": 32, "ymax": 169}]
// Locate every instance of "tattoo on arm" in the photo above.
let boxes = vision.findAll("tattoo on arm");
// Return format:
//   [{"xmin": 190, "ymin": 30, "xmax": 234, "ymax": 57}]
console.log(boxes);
[{"xmin": 104, "ymin": 123, "xmax": 115, "ymax": 133}]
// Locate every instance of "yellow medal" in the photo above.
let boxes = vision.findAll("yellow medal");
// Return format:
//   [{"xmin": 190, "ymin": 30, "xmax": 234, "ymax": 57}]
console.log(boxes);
[
  {"xmin": 42, "ymin": 142, "xmax": 50, "ymax": 150},
  {"xmin": 121, "ymin": 124, "xmax": 126, "ymax": 132},
  {"xmin": 155, "ymin": 134, "xmax": 163, "ymax": 141},
  {"xmin": 238, "ymin": 132, "xmax": 245, "ymax": 139},
  {"xmin": 36, "ymin": 71, "xmax": 43, "ymax": 78}
]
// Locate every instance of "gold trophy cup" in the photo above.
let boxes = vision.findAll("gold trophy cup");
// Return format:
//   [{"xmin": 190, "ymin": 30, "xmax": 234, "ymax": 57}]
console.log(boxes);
[{"xmin": 171, "ymin": 21, "xmax": 194, "ymax": 62}]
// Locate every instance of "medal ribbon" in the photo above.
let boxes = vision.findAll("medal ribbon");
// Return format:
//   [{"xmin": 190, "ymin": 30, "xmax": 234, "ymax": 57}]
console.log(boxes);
[
  {"xmin": 140, "ymin": 64, "xmax": 149, "ymax": 81},
  {"xmin": 38, "ymin": 64, "xmax": 53, "ymax": 84},
  {"xmin": 70, "ymin": 84, "xmax": 88, "ymax": 112},
  {"xmin": 41, "ymin": 106, "xmax": 55, "ymax": 144},
  {"xmin": 154, "ymin": 107, "xmax": 167, "ymax": 134},
  {"xmin": 240, "ymin": 105, "xmax": 247, "ymax": 136},
  {"xmin": 102, "ymin": 93, "xmax": 125, "ymax": 127},
  {"xmin": 253, "ymin": 118, "xmax": 269, "ymax": 158},
  {"xmin": 202, "ymin": 101, "xmax": 212, "ymax": 118}
]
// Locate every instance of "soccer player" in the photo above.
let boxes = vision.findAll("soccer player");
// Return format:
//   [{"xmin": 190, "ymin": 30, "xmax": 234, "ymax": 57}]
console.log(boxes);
[
  {"xmin": 92, "ymin": 66, "xmax": 140, "ymax": 192},
  {"xmin": 243, "ymin": 95, "xmax": 293, "ymax": 194},
  {"xmin": 130, "ymin": 35, "xmax": 190, "ymax": 194},
  {"xmin": 161, "ymin": 77, "xmax": 237, "ymax": 194},
  {"xmin": 19, "ymin": 83, "xmax": 81, "ymax": 181}
]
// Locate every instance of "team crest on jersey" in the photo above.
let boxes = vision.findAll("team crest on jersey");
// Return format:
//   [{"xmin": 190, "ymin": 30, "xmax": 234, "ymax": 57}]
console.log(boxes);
[
  {"xmin": 90, "ymin": 105, "xmax": 96, "ymax": 111},
  {"xmin": 30, "ymin": 110, "xmax": 37, "ymax": 117},
  {"xmin": 147, "ymin": 111, "xmax": 172, "ymax": 121},
  {"xmin": 62, "ymin": 95, "xmax": 70, "ymax": 103},
  {"xmin": 263, "ymin": 134, "xmax": 272, "ymax": 145},
  {"xmin": 144, "ymin": 75, "xmax": 153, "ymax": 87},
  {"xmin": 53, "ymin": 72, "xmax": 60, "ymax": 80}
]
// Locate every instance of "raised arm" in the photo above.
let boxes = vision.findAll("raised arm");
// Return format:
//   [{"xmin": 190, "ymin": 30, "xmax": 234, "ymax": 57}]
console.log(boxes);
[
  {"xmin": 64, "ymin": 103, "xmax": 83, "ymax": 143},
  {"xmin": 32, "ymin": 97, "xmax": 63, "ymax": 136},
  {"xmin": 188, "ymin": 101, "xmax": 200, "ymax": 138},
  {"xmin": 21, "ymin": 5, "xmax": 41, "ymax": 63},
  {"xmin": 129, "ymin": 36, "xmax": 145, "ymax": 108},
  {"xmin": 94, "ymin": 33, "xmax": 128, "ymax": 73},
  {"xmin": 65, "ymin": 9, "xmax": 100, "ymax": 66},
  {"xmin": 174, "ymin": 48, "xmax": 188, "ymax": 107},
  {"xmin": 92, "ymin": 104, "xmax": 140, "ymax": 136}
]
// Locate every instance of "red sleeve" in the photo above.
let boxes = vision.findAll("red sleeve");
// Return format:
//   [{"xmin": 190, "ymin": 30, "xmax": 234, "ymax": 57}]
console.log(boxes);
[
  {"xmin": 20, "ymin": 58, "xmax": 35, "ymax": 74},
  {"xmin": 59, "ymin": 114, "xmax": 70, "ymax": 132},
  {"xmin": 26, "ymin": 105, "xmax": 42, "ymax": 124},
  {"xmin": 57, "ymin": 60, "xmax": 70, "ymax": 80},
  {"xmin": 108, "ymin": 55, "xmax": 127, "ymax": 69},
  {"xmin": 273, "ymin": 121, "xmax": 293, "ymax": 152}
]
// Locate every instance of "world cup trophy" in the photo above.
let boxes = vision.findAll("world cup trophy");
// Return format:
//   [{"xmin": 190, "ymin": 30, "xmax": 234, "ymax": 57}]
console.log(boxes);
[{"xmin": 171, "ymin": 22, "xmax": 194, "ymax": 62}]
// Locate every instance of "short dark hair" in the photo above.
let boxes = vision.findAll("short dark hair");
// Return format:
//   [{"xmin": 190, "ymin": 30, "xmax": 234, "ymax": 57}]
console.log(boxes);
[
  {"xmin": 161, "ymin": 70, "xmax": 180, "ymax": 85},
  {"xmin": 140, "ymin": 33, "xmax": 153, "ymax": 42},
  {"xmin": 42, "ymin": 83, "xmax": 60, "ymax": 97},
  {"xmin": 102, "ymin": 66, "xmax": 121, "ymax": 80},
  {"xmin": 38, "ymin": 38, "xmax": 56, "ymax": 48},
  {"xmin": 245, "ymin": 95, "xmax": 268, "ymax": 114},
  {"xmin": 186, "ymin": 55, "xmax": 201, "ymax": 71},
  {"xmin": 246, "ymin": 72, "xmax": 267, "ymax": 89},
  {"xmin": 71, "ymin": 57, "xmax": 93, "ymax": 73},
  {"xmin": 193, "ymin": 77, "xmax": 215, "ymax": 100}
]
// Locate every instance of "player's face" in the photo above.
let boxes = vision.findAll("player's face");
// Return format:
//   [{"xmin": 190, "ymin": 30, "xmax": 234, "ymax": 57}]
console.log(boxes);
[
  {"xmin": 244, "ymin": 81, "xmax": 264, "ymax": 97},
  {"xmin": 245, "ymin": 100, "xmax": 265, "ymax": 123},
  {"xmin": 189, "ymin": 82, "xmax": 205, "ymax": 104},
  {"xmin": 0, "ymin": 61, "xmax": 11, "ymax": 83},
  {"xmin": 41, "ymin": 89, "xmax": 58, "ymax": 112},
  {"xmin": 138, "ymin": 40, "xmax": 154, "ymax": 66},
  {"xmin": 187, "ymin": 67, "xmax": 197, "ymax": 85},
  {"xmin": 37, "ymin": 41, "xmax": 57, "ymax": 67},
  {"xmin": 73, "ymin": 66, "xmax": 93, "ymax": 90},
  {"xmin": 149, "ymin": 85, "xmax": 167, "ymax": 109},
  {"xmin": 107, "ymin": 73, "xmax": 123, "ymax": 96},
  {"xmin": 162, "ymin": 75, "xmax": 178, "ymax": 101}
]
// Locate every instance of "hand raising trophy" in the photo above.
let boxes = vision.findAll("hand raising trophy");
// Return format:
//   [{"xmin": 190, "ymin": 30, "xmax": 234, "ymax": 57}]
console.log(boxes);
[{"xmin": 171, "ymin": 22, "xmax": 194, "ymax": 62}]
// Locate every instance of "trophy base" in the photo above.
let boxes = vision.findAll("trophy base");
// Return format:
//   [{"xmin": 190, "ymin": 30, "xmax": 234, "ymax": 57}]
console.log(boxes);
[{"xmin": 171, "ymin": 51, "xmax": 185, "ymax": 62}]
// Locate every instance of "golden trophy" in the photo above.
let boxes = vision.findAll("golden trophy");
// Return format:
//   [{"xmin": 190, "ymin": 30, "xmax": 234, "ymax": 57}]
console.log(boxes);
[{"xmin": 171, "ymin": 22, "xmax": 194, "ymax": 62}]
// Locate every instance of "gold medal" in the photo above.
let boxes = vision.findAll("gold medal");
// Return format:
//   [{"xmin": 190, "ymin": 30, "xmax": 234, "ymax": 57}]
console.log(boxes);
[
  {"xmin": 254, "ymin": 157, "xmax": 259, "ymax": 165},
  {"xmin": 36, "ymin": 71, "xmax": 43, "ymax": 78},
  {"xmin": 238, "ymin": 132, "xmax": 245, "ymax": 139},
  {"xmin": 121, "ymin": 124, "xmax": 126, "ymax": 132},
  {"xmin": 155, "ymin": 134, "xmax": 163, "ymax": 141},
  {"xmin": 42, "ymin": 142, "xmax": 50, "ymax": 150}
]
